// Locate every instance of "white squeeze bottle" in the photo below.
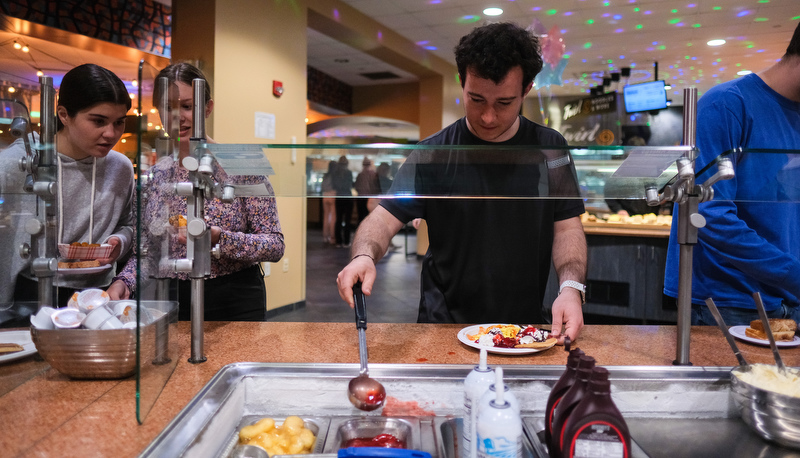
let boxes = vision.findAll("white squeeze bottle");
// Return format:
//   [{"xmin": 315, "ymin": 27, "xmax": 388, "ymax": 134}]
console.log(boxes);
[
  {"xmin": 463, "ymin": 348, "xmax": 493, "ymax": 458},
  {"xmin": 476, "ymin": 367, "xmax": 522, "ymax": 458}
]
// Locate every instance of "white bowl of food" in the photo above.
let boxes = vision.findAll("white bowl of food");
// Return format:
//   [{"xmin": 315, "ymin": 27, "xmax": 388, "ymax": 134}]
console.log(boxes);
[
  {"xmin": 730, "ymin": 364, "xmax": 800, "ymax": 450},
  {"xmin": 58, "ymin": 242, "xmax": 113, "ymax": 260}
]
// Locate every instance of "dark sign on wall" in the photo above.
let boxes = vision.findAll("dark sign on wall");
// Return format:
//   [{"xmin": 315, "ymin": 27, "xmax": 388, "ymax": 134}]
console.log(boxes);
[
  {"xmin": 563, "ymin": 93, "xmax": 617, "ymax": 121},
  {"xmin": 557, "ymin": 93, "xmax": 620, "ymax": 146},
  {"xmin": 527, "ymin": 92, "xmax": 682, "ymax": 147},
  {"xmin": 307, "ymin": 66, "xmax": 353, "ymax": 114}
]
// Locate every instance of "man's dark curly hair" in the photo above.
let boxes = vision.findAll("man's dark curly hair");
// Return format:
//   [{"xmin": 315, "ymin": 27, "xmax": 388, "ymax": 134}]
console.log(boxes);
[
  {"xmin": 784, "ymin": 21, "xmax": 800, "ymax": 58},
  {"xmin": 454, "ymin": 22, "xmax": 543, "ymax": 93}
]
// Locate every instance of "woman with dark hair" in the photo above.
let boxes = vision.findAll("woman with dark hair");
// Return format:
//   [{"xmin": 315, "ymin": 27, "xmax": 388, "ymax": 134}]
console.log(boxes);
[
  {"xmin": 9, "ymin": 63, "xmax": 135, "ymax": 306},
  {"xmin": 108, "ymin": 62, "xmax": 285, "ymax": 321}
]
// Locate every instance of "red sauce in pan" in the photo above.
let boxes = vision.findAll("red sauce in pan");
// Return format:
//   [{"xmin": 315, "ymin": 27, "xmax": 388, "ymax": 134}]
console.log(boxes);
[{"xmin": 344, "ymin": 433, "xmax": 406, "ymax": 448}]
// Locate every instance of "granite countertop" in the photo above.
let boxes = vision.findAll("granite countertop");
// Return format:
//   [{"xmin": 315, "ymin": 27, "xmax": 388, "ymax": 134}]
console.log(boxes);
[{"xmin": 0, "ymin": 322, "xmax": 797, "ymax": 457}]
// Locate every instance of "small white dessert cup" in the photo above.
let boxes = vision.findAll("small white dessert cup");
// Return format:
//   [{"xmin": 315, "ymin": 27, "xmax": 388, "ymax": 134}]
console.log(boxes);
[
  {"xmin": 30, "ymin": 307, "xmax": 57, "ymax": 330},
  {"xmin": 83, "ymin": 305, "xmax": 123, "ymax": 330},
  {"xmin": 51, "ymin": 308, "xmax": 85, "ymax": 329},
  {"xmin": 76, "ymin": 289, "xmax": 110, "ymax": 313}
]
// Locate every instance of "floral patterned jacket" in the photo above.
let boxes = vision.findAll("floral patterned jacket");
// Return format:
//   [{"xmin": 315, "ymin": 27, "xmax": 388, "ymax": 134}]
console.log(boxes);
[{"xmin": 114, "ymin": 156, "xmax": 285, "ymax": 293}]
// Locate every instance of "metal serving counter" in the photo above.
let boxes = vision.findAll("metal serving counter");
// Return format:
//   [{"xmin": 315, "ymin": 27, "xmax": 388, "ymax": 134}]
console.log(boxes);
[{"xmin": 142, "ymin": 362, "xmax": 797, "ymax": 458}]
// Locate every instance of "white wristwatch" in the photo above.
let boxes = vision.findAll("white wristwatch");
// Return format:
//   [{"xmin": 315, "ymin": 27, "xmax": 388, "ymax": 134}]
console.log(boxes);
[{"xmin": 559, "ymin": 280, "xmax": 586, "ymax": 305}]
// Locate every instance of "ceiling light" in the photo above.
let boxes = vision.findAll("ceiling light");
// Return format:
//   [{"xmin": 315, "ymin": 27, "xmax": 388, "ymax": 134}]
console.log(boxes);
[
  {"xmin": 664, "ymin": 84, "xmax": 672, "ymax": 90},
  {"xmin": 21, "ymin": 45, "xmax": 29, "ymax": 52},
  {"xmin": 707, "ymin": 39, "xmax": 726, "ymax": 47},
  {"xmin": 8, "ymin": 87, "xmax": 16, "ymax": 93},
  {"xmin": 132, "ymin": 80, "xmax": 138, "ymax": 87},
  {"xmin": 13, "ymin": 41, "xmax": 21, "ymax": 50},
  {"xmin": 737, "ymin": 70, "xmax": 752, "ymax": 76},
  {"xmin": 483, "ymin": 7, "xmax": 503, "ymax": 16},
  {"xmin": 36, "ymin": 70, "xmax": 43, "ymax": 77}
]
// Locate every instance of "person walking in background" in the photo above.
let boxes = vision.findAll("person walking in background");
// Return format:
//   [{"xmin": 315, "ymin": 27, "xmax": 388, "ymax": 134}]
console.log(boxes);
[
  {"xmin": 107, "ymin": 62, "xmax": 285, "ymax": 321},
  {"xmin": 321, "ymin": 160, "xmax": 338, "ymax": 246},
  {"xmin": 377, "ymin": 162, "xmax": 393, "ymax": 194},
  {"xmin": 354, "ymin": 157, "xmax": 380, "ymax": 223},
  {"xmin": 663, "ymin": 22, "xmax": 800, "ymax": 326},
  {"xmin": 333, "ymin": 155, "xmax": 354, "ymax": 247},
  {"xmin": 336, "ymin": 22, "xmax": 586, "ymax": 344}
]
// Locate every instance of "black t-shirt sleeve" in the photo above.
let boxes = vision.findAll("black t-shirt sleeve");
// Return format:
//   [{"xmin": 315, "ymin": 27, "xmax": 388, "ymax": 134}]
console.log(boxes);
[{"xmin": 380, "ymin": 151, "xmax": 424, "ymax": 224}]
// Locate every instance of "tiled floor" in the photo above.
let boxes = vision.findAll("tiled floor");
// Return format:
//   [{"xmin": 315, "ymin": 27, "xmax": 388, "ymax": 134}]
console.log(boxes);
[{"xmin": 267, "ymin": 227, "xmax": 423, "ymax": 323}]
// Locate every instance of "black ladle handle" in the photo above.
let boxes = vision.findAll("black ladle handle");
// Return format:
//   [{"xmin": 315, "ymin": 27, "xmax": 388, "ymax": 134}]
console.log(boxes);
[{"xmin": 354, "ymin": 282, "xmax": 367, "ymax": 330}]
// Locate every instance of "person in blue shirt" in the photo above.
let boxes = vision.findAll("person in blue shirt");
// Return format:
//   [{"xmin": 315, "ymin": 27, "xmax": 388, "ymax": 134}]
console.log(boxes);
[{"xmin": 664, "ymin": 22, "xmax": 800, "ymax": 326}]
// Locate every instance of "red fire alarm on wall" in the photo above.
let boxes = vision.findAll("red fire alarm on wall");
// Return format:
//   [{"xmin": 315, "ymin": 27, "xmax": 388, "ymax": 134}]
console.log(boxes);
[{"xmin": 273, "ymin": 81, "xmax": 284, "ymax": 98}]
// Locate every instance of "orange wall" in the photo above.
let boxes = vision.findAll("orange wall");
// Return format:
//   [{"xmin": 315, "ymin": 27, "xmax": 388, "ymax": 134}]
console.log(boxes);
[
  {"xmin": 170, "ymin": 0, "xmax": 461, "ymax": 309},
  {"xmin": 352, "ymin": 83, "xmax": 419, "ymax": 125}
]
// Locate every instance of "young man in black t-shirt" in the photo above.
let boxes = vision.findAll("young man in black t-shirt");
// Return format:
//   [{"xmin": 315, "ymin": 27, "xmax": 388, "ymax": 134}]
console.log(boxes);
[{"xmin": 337, "ymin": 22, "xmax": 587, "ymax": 344}]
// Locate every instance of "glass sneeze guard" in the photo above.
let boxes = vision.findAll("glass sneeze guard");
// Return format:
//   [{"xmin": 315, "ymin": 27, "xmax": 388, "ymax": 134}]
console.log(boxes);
[
  {"xmin": 135, "ymin": 60, "xmax": 180, "ymax": 424},
  {"xmin": 3, "ymin": 67, "xmax": 799, "ymax": 425},
  {"xmin": 0, "ymin": 96, "xmax": 51, "ymax": 392}
]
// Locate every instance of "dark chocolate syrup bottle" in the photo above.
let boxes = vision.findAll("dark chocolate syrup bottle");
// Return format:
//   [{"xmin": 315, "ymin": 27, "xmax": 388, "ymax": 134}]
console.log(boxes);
[
  {"xmin": 561, "ymin": 366, "xmax": 630, "ymax": 458},
  {"xmin": 544, "ymin": 348, "xmax": 585, "ymax": 447},
  {"xmin": 549, "ymin": 355, "xmax": 595, "ymax": 458}
]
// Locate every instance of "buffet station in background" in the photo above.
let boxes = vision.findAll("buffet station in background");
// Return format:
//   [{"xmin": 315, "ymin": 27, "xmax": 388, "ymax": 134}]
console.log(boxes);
[{"xmin": 1, "ymin": 68, "xmax": 799, "ymax": 458}]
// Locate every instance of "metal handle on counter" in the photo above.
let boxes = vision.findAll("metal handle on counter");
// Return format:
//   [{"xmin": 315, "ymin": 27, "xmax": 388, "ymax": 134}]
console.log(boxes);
[
  {"xmin": 752, "ymin": 292, "xmax": 785, "ymax": 372},
  {"xmin": 353, "ymin": 282, "xmax": 369, "ymax": 375},
  {"xmin": 354, "ymin": 282, "xmax": 367, "ymax": 331},
  {"xmin": 704, "ymin": 298, "xmax": 748, "ymax": 367}
]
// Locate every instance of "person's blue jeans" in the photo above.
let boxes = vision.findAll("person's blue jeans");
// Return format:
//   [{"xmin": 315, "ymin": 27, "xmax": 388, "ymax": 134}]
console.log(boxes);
[{"xmin": 691, "ymin": 302, "xmax": 800, "ymax": 326}]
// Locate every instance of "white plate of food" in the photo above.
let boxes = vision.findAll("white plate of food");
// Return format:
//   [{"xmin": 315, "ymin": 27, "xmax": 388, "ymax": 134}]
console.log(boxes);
[
  {"xmin": 57, "ymin": 264, "xmax": 112, "ymax": 275},
  {"xmin": 0, "ymin": 330, "xmax": 38, "ymax": 364},
  {"xmin": 457, "ymin": 323, "xmax": 557, "ymax": 355},
  {"xmin": 729, "ymin": 325, "xmax": 800, "ymax": 348}
]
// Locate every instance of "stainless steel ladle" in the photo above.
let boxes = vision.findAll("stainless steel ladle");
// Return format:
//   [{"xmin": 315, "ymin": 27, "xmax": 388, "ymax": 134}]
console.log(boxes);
[
  {"xmin": 705, "ymin": 297, "xmax": 749, "ymax": 368},
  {"xmin": 347, "ymin": 282, "xmax": 386, "ymax": 411},
  {"xmin": 752, "ymin": 292, "xmax": 786, "ymax": 373}
]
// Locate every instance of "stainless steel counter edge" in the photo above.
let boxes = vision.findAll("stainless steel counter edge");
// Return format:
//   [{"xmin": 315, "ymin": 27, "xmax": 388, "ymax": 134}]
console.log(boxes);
[{"xmin": 140, "ymin": 363, "xmax": 737, "ymax": 457}]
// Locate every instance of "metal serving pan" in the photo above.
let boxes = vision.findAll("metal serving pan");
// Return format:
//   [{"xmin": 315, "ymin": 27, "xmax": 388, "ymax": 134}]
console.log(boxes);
[{"xmin": 141, "ymin": 363, "xmax": 799, "ymax": 458}]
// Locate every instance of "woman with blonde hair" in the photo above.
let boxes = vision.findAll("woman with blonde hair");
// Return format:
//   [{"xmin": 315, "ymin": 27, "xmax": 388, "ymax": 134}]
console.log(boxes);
[{"xmin": 108, "ymin": 63, "xmax": 285, "ymax": 321}]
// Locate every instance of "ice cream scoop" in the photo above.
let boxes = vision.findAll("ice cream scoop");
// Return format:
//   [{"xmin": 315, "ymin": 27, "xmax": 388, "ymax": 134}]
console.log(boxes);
[{"xmin": 348, "ymin": 282, "xmax": 386, "ymax": 411}]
